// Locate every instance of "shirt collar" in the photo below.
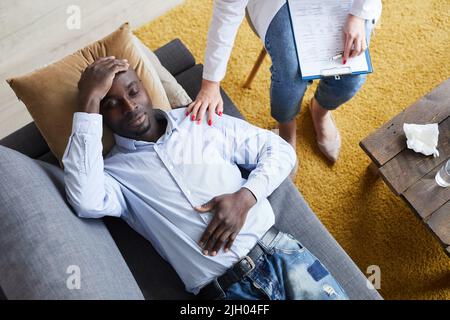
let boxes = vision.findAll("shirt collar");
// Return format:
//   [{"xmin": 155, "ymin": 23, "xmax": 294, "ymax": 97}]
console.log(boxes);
[{"xmin": 113, "ymin": 109, "xmax": 178, "ymax": 151}]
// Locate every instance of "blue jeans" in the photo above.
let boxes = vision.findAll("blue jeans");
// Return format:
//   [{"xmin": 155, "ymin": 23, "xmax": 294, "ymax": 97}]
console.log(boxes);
[
  {"xmin": 222, "ymin": 231, "xmax": 349, "ymax": 300},
  {"xmin": 264, "ymin": 3, "xmax": 375, "ymax": 123}
]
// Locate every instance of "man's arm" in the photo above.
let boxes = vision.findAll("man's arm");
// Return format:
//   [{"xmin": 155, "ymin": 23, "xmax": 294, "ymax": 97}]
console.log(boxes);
[
  {"xmin": 63, "ymin": 57, "xmax": 129, "ymax": 218},
  {"xmin": 232, "ymin": 118, "xmax": 297, "ymax": 203},
  {"xmin": 63, "ymin": 113, "xmax": 126, "ymax": 218}
]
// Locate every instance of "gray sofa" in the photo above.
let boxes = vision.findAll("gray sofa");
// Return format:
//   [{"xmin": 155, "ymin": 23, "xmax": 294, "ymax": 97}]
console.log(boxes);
[{"xmin": 0, "ymin": 39, "xmax": 382, "ymax": 300}]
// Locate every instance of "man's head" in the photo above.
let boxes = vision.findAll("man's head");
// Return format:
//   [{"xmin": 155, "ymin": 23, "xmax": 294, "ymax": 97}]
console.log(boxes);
[{"xmin": 100, "ymin": 68, "xmax": 154, "ymax": 139}]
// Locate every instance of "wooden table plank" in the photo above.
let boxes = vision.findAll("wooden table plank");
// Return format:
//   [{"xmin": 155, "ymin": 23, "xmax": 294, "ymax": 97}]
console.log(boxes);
[
  {"xmin": 379, "ymin": 117, "xmax": 450, "ymax": 195},
  {"xmin": 360, "ymin": 79, "xmax": 450, "ymax": 166},
  {"xmin": 360, "ymin": 79, "xmax": 450, "ymax": 257},
  {"xmin": 427, "ymin": 201, "xmax": 450, "ymax": 246},
  {"xmin": 403, "ymin": 165, "xmax": 450, "ymax": 220}
]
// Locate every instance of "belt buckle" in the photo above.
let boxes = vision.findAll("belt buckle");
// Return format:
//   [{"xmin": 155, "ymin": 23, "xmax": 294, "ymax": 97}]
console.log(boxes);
[{"xmin": 238, "ymin": 255, "xmax": 255, "ymax": 276}]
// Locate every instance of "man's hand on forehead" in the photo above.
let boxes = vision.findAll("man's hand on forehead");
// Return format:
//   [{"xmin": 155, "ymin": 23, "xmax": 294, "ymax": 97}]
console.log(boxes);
[{"xmin": 77, "ymin": 56, "xmax": 129, "ymax": 113}]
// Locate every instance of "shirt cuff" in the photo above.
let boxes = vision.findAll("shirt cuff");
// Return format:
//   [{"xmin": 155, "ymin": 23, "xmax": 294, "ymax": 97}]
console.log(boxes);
[
  {"xmin": 350, "ymin": 0, "xmax": 381, "ymax": 20},
  {"xmin": 71, "ymin": 112, "xmax": 103, "ymax": 136},
  {"xmin": 202, "ymin": 69, "xmax": 224, "ymax": 83},
  {"xmin": 242, "ymin": 177, "xmax": 266, "ymax": 203}
]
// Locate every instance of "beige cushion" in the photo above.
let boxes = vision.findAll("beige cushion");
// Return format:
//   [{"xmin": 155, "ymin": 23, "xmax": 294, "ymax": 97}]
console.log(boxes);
[
  {"xmin": 7, "ymin": 23, "xmax": 171, "ymax": 163},
  {"xmin": 132, "ymin": 35, "xmax": 192, "ymax": 107}
]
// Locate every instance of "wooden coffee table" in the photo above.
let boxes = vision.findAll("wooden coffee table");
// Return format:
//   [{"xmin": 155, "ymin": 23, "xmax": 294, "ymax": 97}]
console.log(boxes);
[{"xmin": 360, "ymin": 79, "xmax": 450, "ymax": 257}]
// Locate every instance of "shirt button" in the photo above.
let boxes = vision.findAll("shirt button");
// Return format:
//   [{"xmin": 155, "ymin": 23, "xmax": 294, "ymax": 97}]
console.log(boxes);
[
  {"xmin": 186, "ymin": 190, "xmax": 191, "ymax": 195},
  {"xmin": 169, "ymin": 165, "xmax": 174, "ymax": 170}
]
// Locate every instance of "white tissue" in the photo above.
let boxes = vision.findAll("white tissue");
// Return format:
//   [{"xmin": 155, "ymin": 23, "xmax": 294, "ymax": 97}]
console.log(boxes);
[{"xmin": 403, "ymin": 123, "xmax": 439, "ymax": 157}]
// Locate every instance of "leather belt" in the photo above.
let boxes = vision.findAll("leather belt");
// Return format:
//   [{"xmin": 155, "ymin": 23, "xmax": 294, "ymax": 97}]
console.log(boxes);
[{"xmin": 198, "ymin": 226, "xmax": 279, "ymax": 299}]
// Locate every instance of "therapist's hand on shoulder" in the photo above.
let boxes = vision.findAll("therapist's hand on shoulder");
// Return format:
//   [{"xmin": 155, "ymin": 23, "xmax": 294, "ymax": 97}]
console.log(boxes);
[
  {"xmin": 186, "ymin": 79, "xmax": 223, "ymax": 126},
  {"xmin": 342, "ymin": 14, "xmax": 367, "ymax": 65}
]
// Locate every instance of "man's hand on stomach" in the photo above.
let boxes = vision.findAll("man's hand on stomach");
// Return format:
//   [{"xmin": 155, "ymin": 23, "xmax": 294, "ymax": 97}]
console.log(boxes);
[{"xmin": 194, "ymin": 187, "xmax": 257, "ymax": 256}]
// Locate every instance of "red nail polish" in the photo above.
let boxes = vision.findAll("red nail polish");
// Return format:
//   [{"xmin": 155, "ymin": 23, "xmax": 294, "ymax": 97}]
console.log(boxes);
[
  {"xmin": 208, "ymin": 119, "xmax": 212, "ymax": 126},
  {"xmin": 218, "ymin": 111, "xmax": 223, "ymax": 116},
  {"xmin": 191, "ymin": 115, "xmax": 195, "ymax": 121},
  {"xmin": 185, "ymin": 111, "xmax": 189, "ymax": 116},
  {"xmin": 343, "ymin": 59, "xmax": 347, "ymax": 65}
]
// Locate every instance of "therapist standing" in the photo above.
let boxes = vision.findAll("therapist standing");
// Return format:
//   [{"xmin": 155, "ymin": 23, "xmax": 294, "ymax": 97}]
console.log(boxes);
[{"xmin": 186, "ymin": 0, "xmax": 382, "ymax": 169}]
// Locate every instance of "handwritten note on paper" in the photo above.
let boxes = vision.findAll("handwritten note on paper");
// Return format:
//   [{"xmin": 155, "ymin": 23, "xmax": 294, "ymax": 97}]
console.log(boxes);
[{"xmin": 288, "ymin": 0, "xmax": 371, "ymax": 79}]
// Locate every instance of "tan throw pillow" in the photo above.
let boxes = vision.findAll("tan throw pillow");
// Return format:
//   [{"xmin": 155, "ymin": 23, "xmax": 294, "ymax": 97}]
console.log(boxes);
[
  {"xmin": 132, "ymin": 35, "xmax": 192, "ymax": 107},
  {"xmin": 6, "ymin": 22, "xmax": 171, "ymax": 164}
]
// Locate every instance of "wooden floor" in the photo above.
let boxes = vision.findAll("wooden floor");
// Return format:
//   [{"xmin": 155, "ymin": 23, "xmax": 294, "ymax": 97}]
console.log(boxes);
[{"xmin": 0, "ymin": 0, "xmax": 182, "ymax": 139}]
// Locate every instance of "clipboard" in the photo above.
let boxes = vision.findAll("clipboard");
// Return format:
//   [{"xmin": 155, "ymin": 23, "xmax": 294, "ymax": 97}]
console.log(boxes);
[{"xmin": 286, "ymin": 0, "xmax": 373, "ymax": 80}]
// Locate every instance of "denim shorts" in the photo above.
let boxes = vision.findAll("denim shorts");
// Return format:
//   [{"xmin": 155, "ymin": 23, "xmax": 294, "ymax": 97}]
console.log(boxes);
[
  {"xmin": 222, "ymin": 231, "xmax": 349, "ymax": 300},
  {"xmin": 264, "ymin": 3, "xmax": 376, "ymax": 123}
]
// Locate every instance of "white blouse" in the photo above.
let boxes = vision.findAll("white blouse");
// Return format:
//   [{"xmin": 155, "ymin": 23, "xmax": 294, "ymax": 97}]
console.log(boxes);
[{"xmin": 203, "ymin": 0, "xmax": 382, "ymax": 82}]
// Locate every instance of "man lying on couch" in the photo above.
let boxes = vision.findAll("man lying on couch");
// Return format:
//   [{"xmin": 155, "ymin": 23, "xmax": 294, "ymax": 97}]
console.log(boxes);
[{"xmin": 62, "ymin": 56, "xmax": 348, "ymax": 300}]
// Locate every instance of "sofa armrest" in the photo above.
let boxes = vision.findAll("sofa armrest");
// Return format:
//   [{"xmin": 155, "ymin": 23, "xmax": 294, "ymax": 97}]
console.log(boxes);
[
  {"xmin": 0, "ymin": 146, "xmax": 144, "ymax": 299},
  {"xmin": 0, "ymin": 121, "xmax": 49, "ymax": 159},
  {"xmin": 154, "ymin": 38, "xmax": 196, "ymax": 76}
]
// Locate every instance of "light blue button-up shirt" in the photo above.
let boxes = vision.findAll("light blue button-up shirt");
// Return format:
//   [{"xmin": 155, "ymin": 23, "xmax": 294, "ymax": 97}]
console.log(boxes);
[{"xmin": 62, "ymin": 107, "xmax": 296, "ymax": 294}]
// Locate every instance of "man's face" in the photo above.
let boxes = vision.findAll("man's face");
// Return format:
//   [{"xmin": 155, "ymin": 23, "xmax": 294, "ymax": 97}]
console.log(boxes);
[{"xmin": 100, "ymin": 69, "xmax": 153, "ymax": 138}]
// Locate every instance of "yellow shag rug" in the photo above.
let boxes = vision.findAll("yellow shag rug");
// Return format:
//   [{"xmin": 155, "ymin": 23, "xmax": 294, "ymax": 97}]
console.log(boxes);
[{"xmin": 135, "ymin": 0, "xmax": 450, "ymax": 299}]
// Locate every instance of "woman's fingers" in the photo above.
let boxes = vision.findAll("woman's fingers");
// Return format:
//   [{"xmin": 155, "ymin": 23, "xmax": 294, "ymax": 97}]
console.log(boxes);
[
  {"xmin": 362, "ymin": 39, "xmax": 368, "ymax": 54},
  {"xmin": 217, "ymin": 99, "xmax": 223, "ymax": 116},
  {"xmin": 186, "ymin": 100, "xmax": 220, "ymax": 125},
  {"xmin": 186, "ymin": 101, "xmax": 196, "ymax": 116},
  {"xmin": 190, "ymin": 101, "xmax": 202, "ymax": 121},
  {"xmin": 207, "ymin": 103, "xmax": 215, "ymax": 126},
  {"xmin": 351, "ymin": 37, "xmax": 362, "ymax": 58},
  {"xmin": 196, "ymin": 102, "xmax": 209, "ymax": 124},
  {"xmin": 187, "ymin": 99, "xmax": 219, "ymax": 125},
  {"xmin": 342, "ymin": 33, "xmax": 353, "ymax": 64},
  {"xmin": 186, "ymin": 80, "xmax": 223, "ymax": 123},
  {"xmin": 342, "ymin": 14, "xmax": 366, "ymax": 62}
]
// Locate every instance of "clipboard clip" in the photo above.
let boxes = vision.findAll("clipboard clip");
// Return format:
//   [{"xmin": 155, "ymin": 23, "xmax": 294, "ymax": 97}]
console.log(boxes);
[{"xmin": 320, "ymin": 67, "xmax": 352, "ymax": 80}]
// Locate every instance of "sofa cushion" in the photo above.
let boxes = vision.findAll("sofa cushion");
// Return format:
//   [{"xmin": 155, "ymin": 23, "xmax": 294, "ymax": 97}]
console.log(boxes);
[
  {"xmin": 6, "ymin": 23, "xmax": 170, "ymax": 164},
  {"xmin": 154, "ymin": 39, "xmax": 196, "ymax": 77},
  {"xmin": 0, "ymin": 146, "xmax": 144, "ymax": 299}
]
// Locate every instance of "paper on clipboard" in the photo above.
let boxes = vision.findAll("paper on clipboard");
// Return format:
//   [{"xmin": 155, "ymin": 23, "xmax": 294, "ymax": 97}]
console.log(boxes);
[{"xmin": 287, "ymin": 0, "xmax": 372, "ymax": 80}]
